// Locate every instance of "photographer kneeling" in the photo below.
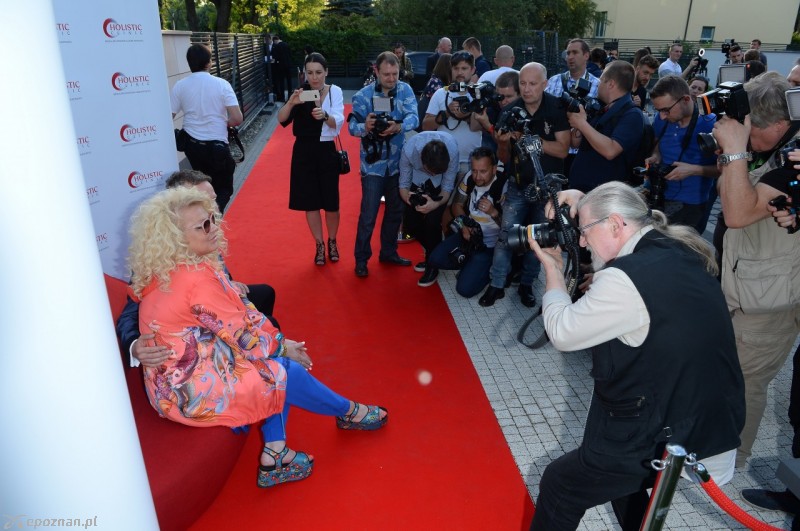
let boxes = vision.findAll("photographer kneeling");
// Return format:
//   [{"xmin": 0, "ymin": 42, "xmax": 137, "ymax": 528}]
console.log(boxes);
[
  {"xmin": 527, "ymin": 181, "xmax": 744, "ymax": 531},
  {"xmin": 419, "ymin": 147, "xmax": 507, "ymax": 294}
]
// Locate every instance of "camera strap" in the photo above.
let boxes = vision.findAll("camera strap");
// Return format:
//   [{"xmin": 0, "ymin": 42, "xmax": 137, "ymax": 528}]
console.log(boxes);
[
  {"xmin": 656, "ymin": 105, "xmax": 699, "ymax": 164},
  {"xmin": 442, "ymin": 91, "xmax": 469, "ymax": 129},
  {"xmin": 560, "ymin": 70, "xmax": 591, "ymax": 94}
]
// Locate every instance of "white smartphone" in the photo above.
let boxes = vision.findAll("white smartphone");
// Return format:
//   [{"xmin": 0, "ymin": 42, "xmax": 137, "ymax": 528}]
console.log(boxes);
[{"xmin": 299, "ymin": 89, "xmax": 320, "ymax": 102}]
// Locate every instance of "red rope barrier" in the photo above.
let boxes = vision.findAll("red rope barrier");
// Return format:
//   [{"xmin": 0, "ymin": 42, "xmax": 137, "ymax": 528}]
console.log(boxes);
[{"xmin": 698, "ymin": 477, "xmax": 786, "ymax": 531}]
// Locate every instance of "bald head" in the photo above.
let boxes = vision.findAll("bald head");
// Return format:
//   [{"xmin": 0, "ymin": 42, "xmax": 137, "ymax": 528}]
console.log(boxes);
[
  {"xmin": 494, "ymin": 45, "xmax": 515, "ymax": 67},
  {"xmin": 519, "ymin": 62, "xmax": 547, "ymax": 80},
  {"xmin": 789, "ymin": 65, "xmax": 800, "ymax": 88},
  {"xmin": 438, "ymin": 37, "xmax": 452, "ymax": 54}
]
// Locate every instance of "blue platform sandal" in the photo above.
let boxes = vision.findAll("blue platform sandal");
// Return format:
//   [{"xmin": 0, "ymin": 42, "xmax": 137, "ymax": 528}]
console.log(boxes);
[
  {"xmin": 336, "ymin": 403, "xmax": 388, "ymax": 431},
  {"xmin": 257, "ymin": 445, "xmax": 314, "ymax": 488}
]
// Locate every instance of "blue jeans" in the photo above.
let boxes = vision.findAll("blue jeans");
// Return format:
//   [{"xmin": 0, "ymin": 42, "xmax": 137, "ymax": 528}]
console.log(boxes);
[
  {"xmin": 428, "ymin": 233, "xmax": 494, "ymax": 298},
  {"xmin": 354, "ymin": 173, "xmax": 404, "ymax": 264},
  {"xmin": 489, "ymin": 182, "xmax": 544, "ymax": 289},
  {"xmin": 261, "ymin": 358, "xmax": 350, "ymax": 442}
]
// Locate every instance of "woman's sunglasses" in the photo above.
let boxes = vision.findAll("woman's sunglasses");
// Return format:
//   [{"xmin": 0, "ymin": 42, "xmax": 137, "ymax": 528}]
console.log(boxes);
[{"xmin": 194, "ymin": 213, "xmax": 217, "ymax": 234}]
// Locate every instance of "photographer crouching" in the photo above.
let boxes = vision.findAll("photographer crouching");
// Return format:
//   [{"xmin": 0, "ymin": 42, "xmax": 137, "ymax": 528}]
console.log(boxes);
[
  {"xmin": 418, "ymin": 147, "xmax": 507, "ymax": 294},
  {"xmin": 710, "ymin": 72, "xmax": 800, "ymax": 468},
  {"xmin": 527, "ymin": 181, "xmax": 744, "ymax": 531},
  {"xmin": 398, "ymin": 131, "xmax": 460, "ymax": 281}
]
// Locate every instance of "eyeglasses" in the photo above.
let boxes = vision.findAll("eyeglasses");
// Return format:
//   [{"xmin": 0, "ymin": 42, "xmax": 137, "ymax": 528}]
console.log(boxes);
[
  {"xmin": 194, "ymin": 213, "xmax": 217, "ymax": 234},
  {"xmin": 577, "ymin": 216, "xmax": 608, "ymax": 235},
  {"xmin": 654, "ymin": 98, "xmax": 682, "ymax": 115}
]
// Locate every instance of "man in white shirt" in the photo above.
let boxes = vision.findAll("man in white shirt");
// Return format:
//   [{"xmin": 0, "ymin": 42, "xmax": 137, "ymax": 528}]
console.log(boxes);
[
  {"xmin": 657, "ymin": 43, "xmax": 698, "ymax": 80},
  {"xmin": 527, "ymin": 182, "xmax": 745, "ymax": 531},
  {"xmin": 423, "ymin": 51, "xmax": 483, "ymax": 178},
  {"xmin": 171, "ymin": 44, "xmax": 243, "ymax": 212},
  {"xmin": 477, "ymin": 45, "xmax": 517, "ymax": 86}
]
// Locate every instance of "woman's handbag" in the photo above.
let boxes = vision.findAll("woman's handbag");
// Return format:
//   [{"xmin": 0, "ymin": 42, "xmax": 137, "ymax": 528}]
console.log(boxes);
[{"xmin": 336, "ymin": 135, "xmax": 351, "ymax": 175}]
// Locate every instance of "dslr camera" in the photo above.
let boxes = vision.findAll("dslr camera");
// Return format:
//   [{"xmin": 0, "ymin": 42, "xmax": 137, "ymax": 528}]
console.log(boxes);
[
  {"xmin": 689, "ymin": 48, "xmax": 709, "ymax": 78},
  {"xmin": 507, "ymin": 203, "xmax": 579, "ymax": 252},
  {"xmin": 408, "ymin": 180, "xmax": 443, "ymax": 207},
  {"xmin": 372, "ymin": 112, "xmax": 397, "ymax": 136},
  {"xmin": 632, "ymin": 163, "xmax": 672, "ymax": 210},
  {"xmin": 559, "ymin": 77, "xmax": 603, "ymax": 119},
  {"xmin": 448, "ymin": 81, "xmax": 504, "ymax": 113},
  {"xmin": 496, "ymin": 106, "xmax": 533, "ymax": 134},
  {"xmin": 448, "ymin": 215, "xmax": 486, "ymax": 262},
  {"xmin": 696, "ymin": 82, "xmax": 750, "ymax": 155}
]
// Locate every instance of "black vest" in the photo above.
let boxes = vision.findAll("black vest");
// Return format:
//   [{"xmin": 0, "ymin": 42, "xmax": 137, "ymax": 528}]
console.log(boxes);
[{"xmin": 580, "ymin": 230, "xmax": 745, "ymax": 476}]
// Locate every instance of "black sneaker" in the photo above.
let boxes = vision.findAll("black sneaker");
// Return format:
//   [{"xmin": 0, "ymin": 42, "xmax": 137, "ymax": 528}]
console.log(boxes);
[
  {"xmin": 414, "ymin": 261, "xmax": 427, "ymax": 272},
  {"xmin": 479, "ymin": 286, "xmax": 505, "ymax": 307},
  {"xmin": 355, "ymin": 263, "xmax": 369, "ymax": 277},
  {"xmin": 418, "ymin": 267, "xmax": 439, "ymax": 287},
  {"xmin": 518, "ymin": 285, "xmax": 536, "ymax": 307},
  {"xmin": 741, "ymin": 489, "xmax": 800, "ymax": 514}
]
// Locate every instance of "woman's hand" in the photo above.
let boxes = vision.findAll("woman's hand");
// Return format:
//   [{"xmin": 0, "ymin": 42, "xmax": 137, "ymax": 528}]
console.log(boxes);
[
  {"xmin": 284, "ymin": 339, "xmax": 313, "ymax": 370},
  {"xmin": 311, "ymin": 106, "xmax": 327, "ymax": 121},
  {"xmin": 287, "ymin": 89, "xmax": 303, "ymax": 106}
]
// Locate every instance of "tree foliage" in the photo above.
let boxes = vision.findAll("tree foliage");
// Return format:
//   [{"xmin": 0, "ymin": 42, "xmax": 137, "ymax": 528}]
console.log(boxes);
[
  {"xmin": 373, "ymin": 0, "xmax": 598, "ymax": 40},
  {"xmin": 323, "ymin": 0, "xmax": 374, "ymax": 18}
]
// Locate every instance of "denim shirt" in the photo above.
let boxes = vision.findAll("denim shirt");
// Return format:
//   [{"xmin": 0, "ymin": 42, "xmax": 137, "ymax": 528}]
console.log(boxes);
[{"xmin": 348, "ymin": 81, "xmax": 419, "ymax": 177}]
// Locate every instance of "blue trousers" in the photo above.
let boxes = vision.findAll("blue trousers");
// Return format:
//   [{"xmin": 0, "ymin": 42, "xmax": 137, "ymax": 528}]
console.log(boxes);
[
  {"xmin": 261, "ymin": 358, "xmax": 350, "ymax": 442},
  {"xmin": 428, "ymin": 233, "xmax": 494, "ymax": 298},
  {"xmin": 354, "ymin": 173, "xmax": 404, "ymax": 264},
  {"xmin": 488, "ymin": 182, "xmax": 544, "ymax": 289}
]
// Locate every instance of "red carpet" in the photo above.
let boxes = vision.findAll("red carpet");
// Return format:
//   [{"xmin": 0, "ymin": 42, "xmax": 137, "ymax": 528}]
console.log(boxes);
[{"xmin": 114, "ymin": 106, "xmax": 534, "ymax": 529}]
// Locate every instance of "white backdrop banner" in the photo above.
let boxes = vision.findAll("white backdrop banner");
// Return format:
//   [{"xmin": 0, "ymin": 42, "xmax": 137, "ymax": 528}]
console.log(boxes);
[{"xmin": 54, "ymin": 0, "xmax": 178, "ymax": 281}]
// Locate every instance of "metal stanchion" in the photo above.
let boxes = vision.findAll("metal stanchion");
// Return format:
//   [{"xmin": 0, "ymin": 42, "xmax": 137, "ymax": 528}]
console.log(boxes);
[{"xmin": 640, "ymin": 443, "xmax": 691, "ymax": 531}]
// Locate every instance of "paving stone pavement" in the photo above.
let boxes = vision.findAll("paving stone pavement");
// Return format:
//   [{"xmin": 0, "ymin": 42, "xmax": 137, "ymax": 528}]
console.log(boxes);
[
  {"xmin": 435, "ymin": 200, "xmax": 799, "ymax": 530},
  {"xmin": 243, "ymin": 91, "xmax": 798, "ymax": 529}
]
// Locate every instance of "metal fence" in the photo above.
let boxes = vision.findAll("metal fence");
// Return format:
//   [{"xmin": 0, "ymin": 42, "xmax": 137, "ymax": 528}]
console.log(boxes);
[{"xmin": 190, "ymin": 32, "xmax": 268, "ymax": 131}]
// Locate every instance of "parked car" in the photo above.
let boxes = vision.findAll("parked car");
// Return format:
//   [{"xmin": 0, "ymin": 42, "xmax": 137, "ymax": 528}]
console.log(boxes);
[{"xmin": 406, "ymin": 51, "xmax": 435, "ymax": 94}]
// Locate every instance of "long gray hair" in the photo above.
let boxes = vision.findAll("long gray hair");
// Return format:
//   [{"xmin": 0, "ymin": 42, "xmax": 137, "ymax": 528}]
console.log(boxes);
[{"xmin": 577, "ymin": 182, "xmax": 718, "ymax": 276}]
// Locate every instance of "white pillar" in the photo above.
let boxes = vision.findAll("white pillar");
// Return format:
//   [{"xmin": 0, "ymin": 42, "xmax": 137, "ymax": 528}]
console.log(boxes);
[{"xmin": 0, "ymin": 2, "xmax": 158, "ymax": 529}]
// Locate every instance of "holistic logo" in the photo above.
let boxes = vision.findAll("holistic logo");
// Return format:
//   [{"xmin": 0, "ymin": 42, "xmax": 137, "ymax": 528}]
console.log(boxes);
[
  {"xmin": 111, "ymin": 72, "xmax": 151, "ymax": 92},
  {"xmin": 77, "ymin": 135, "xmax": 91, "ymax": 156},
  {"xmin": 119, "ymin": 123, "xmax": 158, "ymax": 144},
  {"xmin": 96, "ymin": 232, "xmax": 110, "ymax": 250},
  {"xmin": 56, "ymin": 22, "xmax": 71, "ymax": 38},
  {"xmin": 127, "ymin": 169, "xmax": 165, "ymax": 189},
  {"xmin": 87, "ymin": 185, "xmax": 100, "ymax": 204},
  {"xmin": 66, "ymin": 80, "xmax": 81, "ymax": 93},
  {"xmin": 102, "ymin": 18, "xmax": 143, "ymax": 39}
]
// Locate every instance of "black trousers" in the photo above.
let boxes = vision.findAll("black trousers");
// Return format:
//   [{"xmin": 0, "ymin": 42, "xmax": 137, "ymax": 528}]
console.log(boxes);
[
  {"xmin": 531, "ymin": 448, "xmax": 655, "ymax": 531},
  {"xmin": 403, "ymin": 202, "xmax": 447, "ymax": 257},
  {"xmin": 273, "ymin": 67, "xmax": 293, "ymax": 102},
  {"xmin": 245, "ymin": 283, "xmax": 279, "ymax": 330},
  {"xmin": 184, "ymin": 136, "xmax": 236, "ymax": 212}
]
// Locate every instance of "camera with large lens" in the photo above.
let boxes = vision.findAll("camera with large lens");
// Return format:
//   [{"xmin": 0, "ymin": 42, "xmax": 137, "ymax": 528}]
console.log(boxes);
[
  {"xmin": 409, "ymin": 180, "xmax": 442, "ymax": 207},
  {"xmin": 496, "ymin": 106, "xmax": 532, "ymax": 134},
  {"xmin": 514, "ymin": 134, "xmax": 543, "ymax": 163},
  {"xmin": 448, "ymin": 81, "xmax": 504, "ymax": 113},
  {"xmin": 559, "ymin": 77, "xmax": 603, "ymax": 119},
  {"xmin": 449, "ymin": 215, "xmax": 486, "ymax": 260},
  {"xmin": 696, "ymin": 82, "xmax": 750, "ymax": 155},
  {"xmin": 507, "ymin": 204, "xmax": 579, "ymax": 252},
  {"xmin": 372, "ymin": 112, "xmax": 395, "ymax": 136},
  {"xmin": 632, "ymin": 163, "xmax": 672, "ymax": 210}
]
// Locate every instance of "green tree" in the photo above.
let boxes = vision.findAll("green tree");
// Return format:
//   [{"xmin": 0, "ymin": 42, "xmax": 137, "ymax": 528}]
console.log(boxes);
[{"xmin": 324, "ymin": 0, "xmax": 374, "ymax": 17}]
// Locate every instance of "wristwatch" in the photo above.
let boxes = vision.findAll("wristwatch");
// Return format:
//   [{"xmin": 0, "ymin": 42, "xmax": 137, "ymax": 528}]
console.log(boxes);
[
  {"xmin": 323, "ymin": 111, "xmax": 329, "ymax": 121},
  {"xmin": 717, "ymin": 152, "xmax": 752, "ymax": 166}
]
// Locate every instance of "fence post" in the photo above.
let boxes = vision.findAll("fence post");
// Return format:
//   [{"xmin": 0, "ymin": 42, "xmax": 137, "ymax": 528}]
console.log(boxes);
[
  {"xmin": 640, "ymin": 443, "xmax": 689, "ymax": 531},
  {"xmin": 213, "ymin": 33, "xmax": 222, "ymax": 78}
]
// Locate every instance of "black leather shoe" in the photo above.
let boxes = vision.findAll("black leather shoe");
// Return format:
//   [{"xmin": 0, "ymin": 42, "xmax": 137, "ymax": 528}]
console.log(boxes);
[
  {"xmin": 741, "ymin": 489, "xmax": 800, "ymax": 514},
  {"xmin": 479, "ymin": 286, "xmax": 505, "ymax": 307},
  {"xmin": 355, "ymin": 263, "xmax": 369, "ymax": 277},
  {"xmin": 518, "ymin": 285, "xmax": 536, "ymax": 307},
  {"xmin": 379, "ymin": 254, "xmax": 412, "ymax": 266}
]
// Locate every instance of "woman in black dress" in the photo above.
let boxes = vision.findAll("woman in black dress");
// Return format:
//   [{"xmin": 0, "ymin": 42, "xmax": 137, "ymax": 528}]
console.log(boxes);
[{"xmin": 277, "ymin": 53, "xmax": 344, "ymax": 265}]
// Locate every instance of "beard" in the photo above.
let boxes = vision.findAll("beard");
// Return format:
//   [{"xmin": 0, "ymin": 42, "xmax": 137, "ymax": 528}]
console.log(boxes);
[{"xmin": 588, "ymin": 247, "xmax": 606, "ymax": 271}]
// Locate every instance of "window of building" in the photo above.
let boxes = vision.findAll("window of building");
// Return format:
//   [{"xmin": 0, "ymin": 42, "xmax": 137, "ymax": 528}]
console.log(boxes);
[
  {"xmin": 700, "ymin": 26, "xmax": 715, "ymax": 42},
  {"xmin": 595, "ymin": 12, "xmax": 607, "ymax": 38}
]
